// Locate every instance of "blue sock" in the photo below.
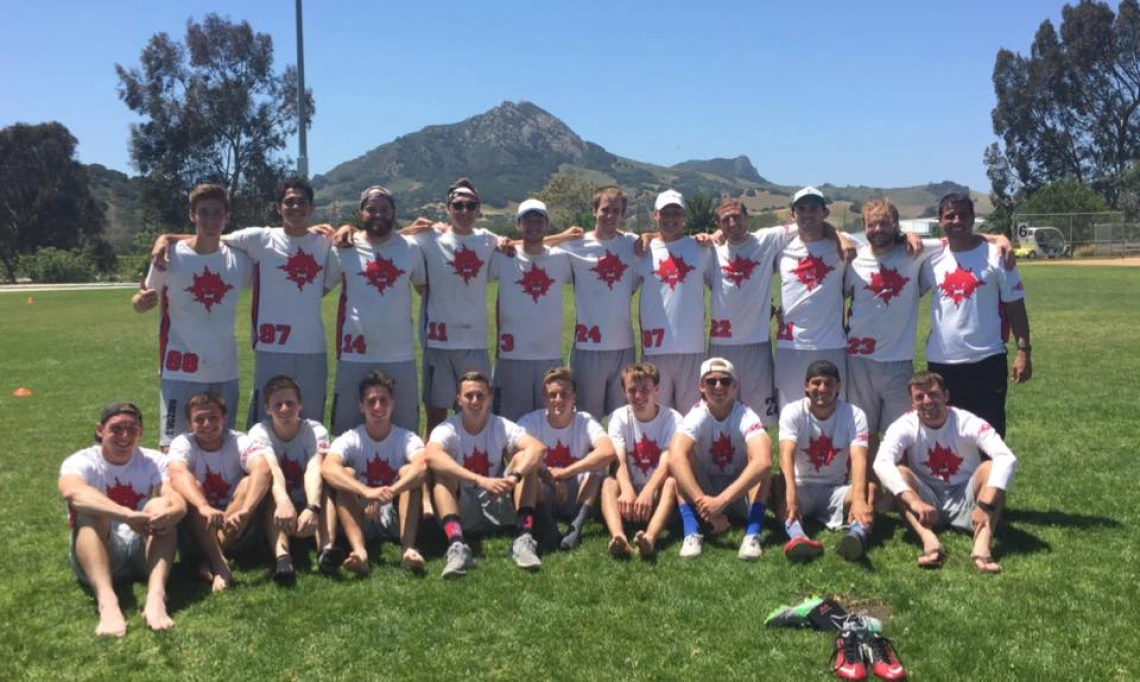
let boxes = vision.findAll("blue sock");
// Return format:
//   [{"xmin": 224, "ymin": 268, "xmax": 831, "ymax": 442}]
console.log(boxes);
[
  {"xmin": 784, "ymin": 519, "xmax": 806, "ymax": 539},
  {"xmin": 745, "ymin": 502, "xmax": 766, "ymax": 536},
  {"xmin": 679, "ymin": 503, "xmax": 700, "ymax": 536},
  {"xmin": 849, "ymin": 521, "xmax": 869, "ymax": 541}
]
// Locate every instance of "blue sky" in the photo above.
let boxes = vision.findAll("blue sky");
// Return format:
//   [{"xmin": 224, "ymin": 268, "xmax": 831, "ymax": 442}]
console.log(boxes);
[{"xmin": 2, "ymin": 1, "xmax": 1085, "ymax": 191}]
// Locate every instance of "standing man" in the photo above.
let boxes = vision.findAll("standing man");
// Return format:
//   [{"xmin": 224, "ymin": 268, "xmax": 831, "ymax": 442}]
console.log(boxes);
[
  {"xmin": 58, "ymin": 403, "xmax": 185, "ymax": 636},
  {"xmin": 921, "ymin": 192, "xmax": 1031, "ymax": 437}
]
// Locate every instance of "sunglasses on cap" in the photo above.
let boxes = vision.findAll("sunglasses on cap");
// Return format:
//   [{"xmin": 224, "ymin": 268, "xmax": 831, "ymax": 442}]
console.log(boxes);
[
  {"xmin": 451, "ymin": 201, "xmax": 478, "ymax": 211},
  {"xmin": 703, "ymin": 377, "xmax": 733, "ymax": 387}
]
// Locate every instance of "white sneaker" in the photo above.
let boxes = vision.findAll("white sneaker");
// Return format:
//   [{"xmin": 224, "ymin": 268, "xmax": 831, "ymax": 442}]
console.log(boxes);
[
  {"xmin": 738, "ymin": 533, "xmax": 763, "ymax": 561},
  {"xmin": 511, "ymin": 533, "xmax": 542, "ymax": 570},
  {"xmin": 679, "ymin": 533, "xmax": 704, "ymax": 559},
  {"xmin": 441, "ymin": 542, "xmax": 474, "ymax": 578}
]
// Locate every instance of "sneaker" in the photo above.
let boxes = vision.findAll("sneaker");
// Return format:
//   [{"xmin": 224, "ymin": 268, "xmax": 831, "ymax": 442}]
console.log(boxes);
[
  {"xmin": 783, "ymin": 535, "xmax": 824, "ymax": 562},
  {"xmin": 737, "ymin": 533, "xmax": 763, "ymax": 561},
  {"xmin": 511, "ymin": 533, "xmax": 542, "ymax": 570},
  {"xmin": 832, "ymin": 620, "xmax": 868, "ymax": 680},
  {"xmin": 441, "ymin": 542, "xmax": 474, "ymax": 578},
  {"xmin": 272, "ymin": 555, "xmax": 295, "ymax": 586},
  {"xmin": 835, "ymin": 531, "xmax": 866, "ymax": 562},
  {"xmin": 863, "ymin": 632, "xmax": 906, "ymax": 680},
  {"xmin": 679, "ymin": 533, "xmax": 704, "ymax": 559}
]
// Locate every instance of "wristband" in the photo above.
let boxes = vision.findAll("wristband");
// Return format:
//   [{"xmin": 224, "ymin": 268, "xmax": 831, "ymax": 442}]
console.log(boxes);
[
  {"xmin": 306, "ymin": 503, "xmax": 320, "ymax": 514},
  {"xmin": 977, "ymin": 500, "xmax": 996, "ymax": 515},
  {"xmin": 506, "ymin": 472, "xmax": 521, "ymax": 484}
]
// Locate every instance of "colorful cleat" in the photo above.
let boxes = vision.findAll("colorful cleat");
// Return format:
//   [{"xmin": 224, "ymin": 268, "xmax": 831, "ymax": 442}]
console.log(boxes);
[
  {"xmin": 832, "ymin": 627, "xmax": 868, "ymax": 680},
  {"xmin": 863, "ymin": 632, "xmax": 907, "ymax": 680},
  {"xmin": 784, "ymin": 535, "xmax": 825, "ymax": 562}
]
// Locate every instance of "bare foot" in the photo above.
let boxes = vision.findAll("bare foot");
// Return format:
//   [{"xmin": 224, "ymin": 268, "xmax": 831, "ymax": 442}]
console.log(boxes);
[
  {"xmin": 608, "ymin": 535, "xmax": 631, "ymax": 559},
  {"xmin": 634, "ymin": 530, "xmax": 655, "ymax": 558},
  {"xmin": 95, "ymin": 604, "xmax": 127, "ymax": 637},
  {"xmin": 142, "ymin": 600, "xmax": 175, "ymax": 632},
  {"xmin": 916, "ymin": 546, "xmax": 947, "ymax": 569},
  {"xmin": 401, "ymin": 548, "xmax": 425, "ymax": 572},
  {"xmin": 211, "ymin": 573, "xmax": 231, "ymax": 592},
  {"xmin": 344, "ymin": 550, "xmax": 371, "ymax": 576},
  {"xmin": 971, "ymin": 554, "xmax": 1002, "ymax": 574}
]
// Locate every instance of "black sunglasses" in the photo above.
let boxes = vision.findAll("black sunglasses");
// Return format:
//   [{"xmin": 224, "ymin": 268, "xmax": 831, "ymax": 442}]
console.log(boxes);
[
  {"xmin": 703, "ymin": 377, "xmax": 733, "ymax": 387},
  {"xmin": 451, "ymin": 201, "xmax": 478, "ymax": 211}
]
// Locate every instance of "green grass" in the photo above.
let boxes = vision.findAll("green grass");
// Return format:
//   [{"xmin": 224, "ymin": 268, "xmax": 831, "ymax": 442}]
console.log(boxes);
[{"xmin": 1, "ymin": 265, "xmax": 1139, "ymax": 680}]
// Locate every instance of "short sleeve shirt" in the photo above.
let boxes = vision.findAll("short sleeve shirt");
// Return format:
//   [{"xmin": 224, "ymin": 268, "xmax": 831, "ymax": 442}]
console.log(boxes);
[
  {"xmin": 778, "ymin": 398, "xmax": 869, "ymax": 486},
  {"xmin": 167, "ymin": 430, "xmax": 269, "ymax": 507}
]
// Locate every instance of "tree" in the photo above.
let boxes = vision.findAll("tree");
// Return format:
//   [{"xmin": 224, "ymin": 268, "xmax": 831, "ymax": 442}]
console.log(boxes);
[
  {"xmin": 684, "ymin": 191, "xmax": 716, "ymax": 234},
  {"xmin": 116, "ymin": 14, "xmax": 314, "ymax": 230},
  {"xmin": 0, "ymin": 122, "xmax": 106, "ymax": 282},
  {"xmin": 1020, "ymin": 179, "xmax": 1109, "ymax": 215},
  {"xmin": 535, "ymin": 173, "xmax": 596, "ymax": 230},
  {"xmin": 989, "ymin": 1, "xmax": 1140, "ymax": 206}
]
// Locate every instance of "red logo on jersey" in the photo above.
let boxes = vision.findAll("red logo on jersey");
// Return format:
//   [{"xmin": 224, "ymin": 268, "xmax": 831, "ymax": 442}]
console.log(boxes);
[
  {"xmin": 804, "ymin": 434, "xmax": 843, "ymax": 472},
  {"xmin": 591, "ymin": 250, "xmax": 627, "ymax": 289},
  {"xmin": 448, "ymin": 245, "xmax": 485, "ymax": 285},
  {"xmin": 185, "ymin": 266, "xmax": 234, "ymax": 312},
  {"xmin": 546, "ymin": 439, "xmax": 575, "ymax": 468},
  {"xmin": 202, "ymin": 467, "xmax": 231, "ymax": 507},
  {"xmin": 866, "ymin": 266, "xmax": 909, "ymax": 304},
  {"xmin": 792, "ymin": 255, "xmax": 834, "ymax": 292},
  {"xmin": 365, "ymin": 455, "xmax": 397, "ymax": 487},
  {"xmin": 463, "ymin": 448, "xmax": 491, "ymax": 476},
  {"xmin": 630, "ymin": 434, "xmax": 661, "ymax": 475},
  {"xmin": 517, "ymin": 263, "xmax": 555, "ymax": 302},
  {"xmin": 721, "ymin": 255, "xmax": 759, "ymax": 287},
  {"xmin": 278, "ymin": 248, "xmax": 323, "ymax": 291},
  {"xmin": 938, "ymin": 265, "xmax": 981, "ymax": 305},
  {"xmin": 709, "ymin": 433, "xmax": 735, "ymax": 472},
  {"xmin": 922, "ymin": 443, "xmax": 964, "ymax": 482},
  {"xmin": 654, "ymin": 253, "xmax": 694, "ymax": 290},
  {"xmin": 360, "ymin": 255, "xmax": 406, "ymax": 295},
  {"xmin": 106, "ymin": 478, "xmax": 146, "ymax": 511},
  {"xmin": 280, "ymin": 456, "xmax": 305, "ymax": 492}
]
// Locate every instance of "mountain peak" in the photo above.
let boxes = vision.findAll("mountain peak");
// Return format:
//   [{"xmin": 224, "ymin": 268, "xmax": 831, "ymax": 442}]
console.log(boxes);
[{"xmin": 672, "ymin": 155, "xmax": 766, "ymax": 184}]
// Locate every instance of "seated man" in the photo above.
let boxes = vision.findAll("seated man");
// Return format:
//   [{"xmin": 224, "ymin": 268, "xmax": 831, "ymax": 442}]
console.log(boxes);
[
  {"xmin": 874, "ymin": 371, "xmax": 1017, "ymax": 573},
  {"xmin": 424, "ymin": 371, "xmax": 547, "ymax": 576},
  {"xmin": 600, "ymin": 363, "xmax": 683, "ymax": 559},
  {"xmin": 247, "ymin": 375, "xmax": 338, "ymax": 584},
  {"xmin": 57, "ymin": 403, "xmax": 186, "ymax": 636},
  {"xmin": 166, "ymin": 392, "xmax": 274, "ymax": 591},
  {"xmin": 773, "ymin": 360, "xmax": 873, "ymax": 563},
  {"xmin": 320, "ymin": 371, "xmax": 428, "ymax": 575},
  {"xmin": 518, "ymin": 367, "xmax": 616, "ymax": 551},
  {"xmin": 668, "ymin": 358, "xmax": 774, "ymax": 560}
]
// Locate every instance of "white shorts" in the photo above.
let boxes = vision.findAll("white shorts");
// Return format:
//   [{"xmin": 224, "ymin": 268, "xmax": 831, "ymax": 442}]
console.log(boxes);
[
  {"xmin": 570, "ymin": 347, "xmax": 635, "ymax": 422},
  {"xmin": 910, "ymin": 477, "xmax": 978, "ymax": 532},
  {"xmin": 846, "ymin": 357, "xmax": 913, "ymax": 434},
  {"xmin": 458, "ymin": 485, "xmax": 518, "ymax": 535},
  {"xmin": 796, "ymin": 481, "xmax": 851, "ymax": 530},
  {"xmin": 492, "ymin": 357, "xmax": 563, "ymax": 421},
  {"xmin": 247, "ymin": 351, "xmax": 328, "ymax": 429},
  {"xmin": 709, "ymin": 342, "xmax": 777, "ymax": 427},
  {"xmin": 70, "ymin": 522, "xmax": 146, "ymax": 586},
  {"xmin": 423, "ymin": 348, "xmax": 491, "ymax": 410},
  {"xmin": 645, "ymin": 352, "xmax": 704, "ymax": 412},
  {"xmin": 774, "ymin": 347, "xmax": 847, "ymax": 411},
  {"xmin": 159, "ymin": 378, "xmax": 239, "ymax": 446},
  {"xmin": 331, "ymin": 360, "xmax": 419, "ymax": 435}
]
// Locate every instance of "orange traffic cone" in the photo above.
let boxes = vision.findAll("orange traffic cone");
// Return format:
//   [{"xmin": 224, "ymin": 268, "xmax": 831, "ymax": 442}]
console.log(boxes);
[
  {"xmin": 27, "ymin": 296, "xmax": 33, "ymax": 305},
  {"xmin": 13, "ymin": 387, "xmax": 32, "ymax": 397}
]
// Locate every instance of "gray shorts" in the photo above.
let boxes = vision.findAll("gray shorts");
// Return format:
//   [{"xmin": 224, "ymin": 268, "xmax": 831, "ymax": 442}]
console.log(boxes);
[
  {"xmin": 69, "ymin": 523, "xmax": 146, "ymax": 586},
  {"xmin": 160, "ymin": 378, "xmax": 239, "ymax": 447},
  {"xmin": 709, "ymin": 342, "xmax": 777, "ymax": 426},
  {"xmin": 458, "ymin": 486, "xmax": 518, "ymax": 535},
  {"xmin": 492, "ymin": 357, "xmax": 563, "ymax": 421},
  {"xmin": 645, "ymin": 352, "xmax": 704, "ymax": 412},
  {"xmin": 846, "ymin": 357, "xmax": 913, "ymax": 433},
  {"xmin": 247, "ymin": 351, "xmax": 328, "ymax": 429},
  {"xmin": 796, "ymin": 481, "xmax": 850, "ymax": 530},
  {"xmin": 911, "ymin": 477, "xmax": 978, "ymax": 532},
  {"xmin": 774, "ymin": 347, "xmax": 847, "ymax": 411},
  {"xmin": 331, "ymin": 360, "xmax": 419, "ymax": 435},
  {"xmin": 694, "ymin": 470, "xmax": 751, "ymax": 521},
  {"xmin": 423, "ymin": 347, "xmax": 491, "ymax": 410},
  {"xmin": 570, "ymin": 347, "xmax": 635, "ymax": 422},
  {"xmin": 358, "ymin": 499, "xmax": 401, "ymax": 541},
  {"xmin": 547, "ymin": 470, "xmax": 601, "ymax": 519}
]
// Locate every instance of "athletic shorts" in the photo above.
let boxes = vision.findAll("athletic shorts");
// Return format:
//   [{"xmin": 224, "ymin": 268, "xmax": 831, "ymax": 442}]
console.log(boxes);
[
  {"xmin": 423, "ymin": 348, "xmax": 491, "ymax": 410},
  {"xmin": 546, "ymin": 469, "xmax": 603, "ymax": 519},
  {"xmin": 331, "ymin": 360, "xmax": 419, "ymax": 435},
  {"xmin": 70, "ymin": 522, "xmax": 146, "ymax": 586},
  {"xmin": 774, "ymin": 347, "xmax": 847, "ymax": 410},
  {"xmin": 160, "ymin": 378, "xmax": 239, "ymax": 447},
  {"xmin": 694, "ymin": 469, "xmax": 750, "ymax": 521},
  {"xmin": 709, "ymin": 342, "xmax": 777, "ymax": 426},
  {"xmin": 357, "ymin": 499, "xmax": 401, "ymax": 541},
  {"xmin": 846, "ymin": 357, "xmax": 913, "ymax": 434},
  {"xmin": 910, "ymin": 476, "xmax": 978, "ymax": 532},
  {"xmin": 928, "ymin": 353, "xmax": 1008, "ymax": 437},
  {"xmin": 458, "ymin": 485, "xmax": 518, "ymax": 535},
  {"xmin": 645, "ymin": 352, "xmax": 704, "ymax": 412},
  {"xmin": 247, "ymin": 351, "xmax": 328, "ymax": 428},
  {"xmin": 796, "ymin": 481, "xmax": 850, "ymax": 530},
  {"xmin": 570, "ymin": 347, "xmax": 635, "ymax": 423},
  {"xmin": 492, "ymin": 357, "xmax": 563, "ymax": 421}
]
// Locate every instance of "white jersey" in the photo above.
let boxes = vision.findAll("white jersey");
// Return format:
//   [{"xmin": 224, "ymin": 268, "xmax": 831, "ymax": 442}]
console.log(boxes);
[
  {"xmin": 248, "ymin": 419, "xmax": 330, "ymax": 499},
  {"xmin": 518, "ymin": 410, "xmax": 607, "ymax": 470},
  {"xmin": 776, "ymin": 233, "xmax": 846, "ymax": 350},
  {"xmin": 607, "ymin": 404, "xmax": 684, "ymax": 491},
  {"xmin": 167, "ymin": 430, "xmax": 270, "ymax": 508},
  {"xmin": 428, "ymin": 415, "xmax": 525, "ymax": 480},
  {"xmin": 875, "ymin": 407, "xmax": 1017, "ymax": 495},
  {"xmin": 490, "ymin": 247, "xmax": 572, "ymax": 360},
  {"xmin": 329, "ymin": 425, "xmax": 424, "ymax": 488},
  {"xmin": 145, "ymin": 242, "xmax": 252, "ymax": 382},
  {"xmin": 708, "ymin": 227, "xmax": 792, "ymax": 345},
  {"xmin": 60, "ymin": 446, "xmax": 166, "ymax": 529},
  {"xmin": 920, "ymin": 241, "xmax": 1025, "ymax": 364},
  {"xmin": 845, "ymin": 242, "xmax": 940, "ymax": 361},
  {"xmin": 637, "ymin": 236, "xmax": 713, "ymax": 355},
  {"xmin": 325, "ymin": 233, "xmax": 426, "ymax": 363},
  {"xmin": 678, "ymin": 401, "xmax": 767, "ymax": 480},
  {"xmin": 778, "ymin": 399, "xmax": 870, "ymax": 486},
  {"xmin": 414, "ymin": 228, "xmax": 499, "ymax": 350},
  {"xmin": 226, "ymin": 227, "xmax": 331, "ymax": 354},
  {"xmin": 561, "ymin": 232, "xmax": 641, "ymax": 351}
]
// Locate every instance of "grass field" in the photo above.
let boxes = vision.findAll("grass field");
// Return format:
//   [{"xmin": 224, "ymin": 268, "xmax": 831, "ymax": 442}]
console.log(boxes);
[{"xmin": 1, "ymin": 264, "xmax": 1138, "ymax": 680}]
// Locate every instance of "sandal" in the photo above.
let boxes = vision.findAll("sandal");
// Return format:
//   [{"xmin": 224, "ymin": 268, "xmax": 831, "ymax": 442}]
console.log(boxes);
[
  {"xmin": 971, "ymin": 554, "xmax": 1002, "ymax": 574},
  {"xmin": 917, "ymin": 547, "xmax": 947, "ymax": 569}
]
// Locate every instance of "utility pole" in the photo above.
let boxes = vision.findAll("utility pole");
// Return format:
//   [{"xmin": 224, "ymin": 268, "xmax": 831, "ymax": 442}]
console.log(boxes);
[{"xmin": 295, "ymin": 0, "xmax": 309, "ymax": 178}]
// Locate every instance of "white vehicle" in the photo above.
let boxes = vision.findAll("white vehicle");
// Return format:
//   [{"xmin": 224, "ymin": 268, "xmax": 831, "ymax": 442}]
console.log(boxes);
[{"xmin": 1016, "ymin": 225, "xmax": 1070, "ymax": 259}]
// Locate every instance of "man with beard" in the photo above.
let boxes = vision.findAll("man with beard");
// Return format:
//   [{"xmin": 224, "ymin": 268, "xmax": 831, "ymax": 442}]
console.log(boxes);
[{"xmin": 324, "ymin": 186, "xmax": 426, "ymax": 435}]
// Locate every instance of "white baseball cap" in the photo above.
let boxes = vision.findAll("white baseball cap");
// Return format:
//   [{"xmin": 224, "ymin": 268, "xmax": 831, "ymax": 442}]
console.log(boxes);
[
  {"xmin": 792, "ymin": 186, "xmax": 827, "ymax": 208},
  {"xmin": 516, "ymin": 198, "xmax": 548, "ymax": 221},
  {"xmin": 700, "ymin": 357, "xmax": 736, "ymax": 380},
  {"xmin": 654, "ymin": 189, "xmax": 685, "ymax": 211}
]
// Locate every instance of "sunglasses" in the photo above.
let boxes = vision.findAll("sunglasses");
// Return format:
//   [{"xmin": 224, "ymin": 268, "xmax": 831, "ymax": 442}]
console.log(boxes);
[
  {"xmin": 451, "ymin": 201, "xmax": 479, "ymax": 211},
  {"xmin": 703, "ymin": 377, "xmax": 733, "ymax": 387}
]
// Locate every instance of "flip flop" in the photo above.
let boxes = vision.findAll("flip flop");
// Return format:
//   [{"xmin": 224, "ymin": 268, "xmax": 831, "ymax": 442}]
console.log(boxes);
[
  {"xmin": 971, "ymin": 554, "xmax": 1002, "ymax": 574},
  {"xmin": 318, "ymin": 546, "xmax": 347, "ymax": 575},
  {"xmin": 917, "ymin": 547, "xmax": 947, "ymax": 569}
]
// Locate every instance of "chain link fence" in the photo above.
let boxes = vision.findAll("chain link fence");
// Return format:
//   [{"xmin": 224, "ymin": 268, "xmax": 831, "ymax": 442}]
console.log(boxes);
[{"xmin": 1011, "ymin": 212, "xmax": 1140, "ymax": 259}]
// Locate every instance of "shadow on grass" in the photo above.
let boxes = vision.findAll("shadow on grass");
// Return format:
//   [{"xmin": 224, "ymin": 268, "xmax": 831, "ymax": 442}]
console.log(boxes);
[{"xmin": 1004, "ymin": 508, "xmax": 1121, "ymax": 530}]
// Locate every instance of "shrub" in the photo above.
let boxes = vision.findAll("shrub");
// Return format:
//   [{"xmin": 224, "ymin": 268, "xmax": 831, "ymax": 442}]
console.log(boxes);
[{"xmin": 20, "ymin": 248, "xmax": 97, "ymax": 283}]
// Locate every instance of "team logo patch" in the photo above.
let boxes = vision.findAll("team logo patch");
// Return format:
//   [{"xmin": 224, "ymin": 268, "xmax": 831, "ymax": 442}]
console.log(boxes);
[
  {"xmin": 186, "ymin": 266, "xmax": 234, "ymax": 312},
  {"xmin": 202, "ymin": 467, "xmax": 231, "ymax": 507},
  {"xmin": 804, "ymin": 434, "xmax": 843, "ymax": 472},
  {"xmin": 792, "ymin": 254, "xmax": 834, "ymax": 292},
  {"xmin": 546, "ymin": 440, "xmax": 575, "ymax": 468},
  {"xmin": 105, "ymin": 478, "xmax": 145, "ymax": 511},
  {"xmin": 721, "ymin": 255, "xmax": 759, "ymax": 287},
  {"xmin": 866, "ymin": 266, "xmax": 909, "ymax": 304},
  {"xmin": 463, "ymin": 448, "xmax": 491, "ymax": 476},
  {"xmin": 630, "ymin": 435, "xmax": 661, "ymax": 475},
  {"xmin": 448, "ymin": 245, "xmax": 485, "ymax": 285},
  {"xmin": 365, "ymin": 455, "xmax": 397, "ymax": 487},
  {"xmin": 922, "ymin": 443, "xmax": 964, "ymax": 482},
  {"xmin": 591, "ymin": 250, "xmax": 627, "ymax": 289},
  {"xmin": 279, "ymin": 248, "xmax": 323, "ymax": 291},
  {"xmin": 938, "ymin": 265, "xmax": 981, "ymax": 305},
  {"xmin": 360, "ymin": 254, "xmax": 406, "ymax": 295},
  {"xmin": 709, "ymin": 433, "xmax": 735, "ymax": 472},
  {"xmin": 654, "ymin": 252, "xmax": 694, "ymax": 290},
  {"xmin": 517, "ymin": 263, "xmax": 555, "ymax": 302},
  {"xmin": 281, "ymin": 456, "xmax": 305, "ymax": 492}
]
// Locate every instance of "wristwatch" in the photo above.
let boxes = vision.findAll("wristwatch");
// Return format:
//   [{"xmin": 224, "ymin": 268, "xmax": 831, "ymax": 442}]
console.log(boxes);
[
  {"xmin": 306, "ymin": 503, "xmax": 320, "ymax": 514},
  {"xmin": 977, "ymin": 500, "xmax": 996, "ymax": 515},
  {"xmin": 1016, "ymin": 340, "xmax": 1031, "ymax": 353}
]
